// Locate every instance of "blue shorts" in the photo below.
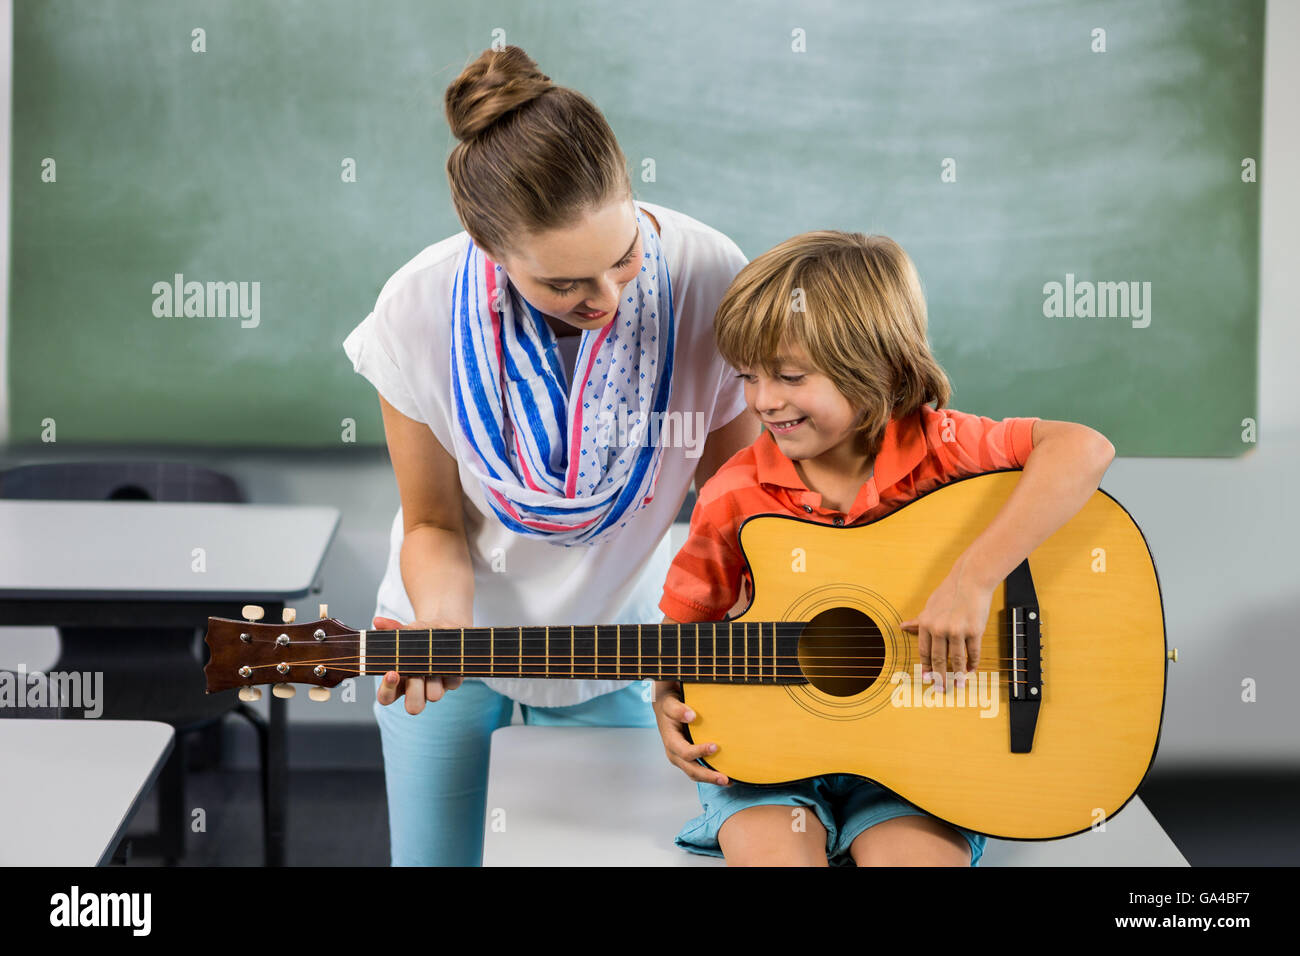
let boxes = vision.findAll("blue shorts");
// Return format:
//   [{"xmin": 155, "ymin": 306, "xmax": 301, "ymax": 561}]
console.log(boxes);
[{"xmin": 675, "ymin": 772, "xmax": 987, "ymax": 866}]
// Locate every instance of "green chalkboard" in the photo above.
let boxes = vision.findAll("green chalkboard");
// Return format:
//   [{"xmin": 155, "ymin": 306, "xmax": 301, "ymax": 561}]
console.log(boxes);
[{"xmin": 9, "ymin": 0, "xmax": 1263, "ymax": 455}]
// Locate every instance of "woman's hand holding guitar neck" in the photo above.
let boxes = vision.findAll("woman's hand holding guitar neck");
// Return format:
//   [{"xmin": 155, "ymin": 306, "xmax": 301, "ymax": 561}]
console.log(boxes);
[{"xmin": 372, "ymin": 615, "xmax": 466, "ymax": 714}]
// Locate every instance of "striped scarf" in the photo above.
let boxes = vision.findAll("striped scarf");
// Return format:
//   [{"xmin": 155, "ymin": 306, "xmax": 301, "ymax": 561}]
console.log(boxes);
[{"xmin": 449, "ymin": 206, "xmax": 675, "ymax": 547}]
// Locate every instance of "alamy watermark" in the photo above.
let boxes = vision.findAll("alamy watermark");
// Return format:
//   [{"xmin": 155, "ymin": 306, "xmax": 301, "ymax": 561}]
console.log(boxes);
[
  {"xmin": 595, "ymin": 407, "xmax": 708, "ymax": 459},
  {"xmin": 0, "ymin": 664, "xmax": 103, "ymax": 717},
  {"xmin": 1042, "ymin": 273, "xmax": 1151, "ymax": 328},
  {"xmin": 152, "ymin": 273, "xmax": 260, "ymax": 328},
  {"xmin": 890, "ymin": 664, "xmax": 1000, "ymax": 718},
  {"xmin": 50, "ymin": 886, "xmax": 150, "ymax": 936}
]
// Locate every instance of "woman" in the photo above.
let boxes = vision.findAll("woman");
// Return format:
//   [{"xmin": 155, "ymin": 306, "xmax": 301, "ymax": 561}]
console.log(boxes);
[{"xmin": 342, "ymin": 45, "xmax": 759, "ymax": 866}]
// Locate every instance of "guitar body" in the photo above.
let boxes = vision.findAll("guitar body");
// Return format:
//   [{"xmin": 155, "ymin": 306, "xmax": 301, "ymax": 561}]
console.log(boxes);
[{"xmin": 682, "ymin": 470, "xmax": 1166, "ymax": 840}]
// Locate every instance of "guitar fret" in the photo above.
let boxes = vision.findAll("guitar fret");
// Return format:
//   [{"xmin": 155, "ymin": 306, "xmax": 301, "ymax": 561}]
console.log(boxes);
[
  {"xmin": 570, "ymin": 625, "xmax": 575, "ymax": 679},
  {"xmin": 360, "ymin": 628, "xmax": 367, "ymax": 675},
  {"xmin": 428, "ymin": 628, "xmax": 432, "ymax": 675}
]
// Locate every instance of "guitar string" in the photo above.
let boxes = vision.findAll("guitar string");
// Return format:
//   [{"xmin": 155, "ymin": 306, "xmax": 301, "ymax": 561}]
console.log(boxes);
[
  {"xmin": 239, "ymin": 655, "xmax": 1029, "ymax": 671},
  {"xmin": 235, "ymin": 630, "xmax": 1043, "ymax": 677},
  {"xmin": 239, "ymin": 647, "xmax": 1034, "ymax": 666},
  {"xmin": 236, "ymin": 662, "xmax": 1030, "ymax": 681},
  {"xmin": 235, "ymin": 647, "xmax": 1036, "ymax": 666},
  {"xmin": 266, "ymin": 627, "xmax": 1037, "ymax": 649},
  {"xmin": 236, "ymin": 668, "xmax": 1026, "ymax": 685},
  {"xmin": 303, "ymin": 626, "xmax": 1038, "ymax": 639},
  {"xmin": 234, "ymin": 650, "xmax": 1035, "ymax": 670}
]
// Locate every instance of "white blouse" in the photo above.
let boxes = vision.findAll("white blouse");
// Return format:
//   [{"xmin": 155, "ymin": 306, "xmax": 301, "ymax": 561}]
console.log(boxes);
[{"xmin": 343, "ymin": 200, "xmax": 749, "ymax": 707}]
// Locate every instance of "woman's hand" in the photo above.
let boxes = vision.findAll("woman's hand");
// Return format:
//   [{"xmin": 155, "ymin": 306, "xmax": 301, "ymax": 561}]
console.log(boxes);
[
  {"xmin": 372, "ymin": 615, "xmax": 465, "ymax": 714},
  {"xmin": 900, "ymin": 561, "xmax": 994, "ymax": 691},
  {"xmin": 652, "ymin": 680, "xmax": 729, "ymax": 786}
]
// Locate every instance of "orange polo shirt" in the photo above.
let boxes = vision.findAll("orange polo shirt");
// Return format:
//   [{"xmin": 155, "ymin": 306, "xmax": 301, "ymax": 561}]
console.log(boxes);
[{"xmin": 659, "ymin": 405, "xmax": 1040, "ymax": 622}]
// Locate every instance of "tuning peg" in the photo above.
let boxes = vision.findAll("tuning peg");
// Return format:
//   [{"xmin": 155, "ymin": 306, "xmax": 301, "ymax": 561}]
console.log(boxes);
[
  {"xmin": 318, "ymin": 603, "xmax": 329, "ymax": 619},
  {"xmin": 272, "ymin": 683, "xmax": 296, "ymax": 698},
  {"xmin": 282, "ymin": 607, "xmax": 297, "ymax": 624},
  {"xmin": 238, "ymin": 686, "xmax": 263, "ymax": 702},
  {"xmin": 242, "ymin": 604, "xmax": 265, "ymax": 622},
  {"xmin": 1167, "ymin": 648, "xmax": 1179, "ymax": 663},
  {"xmin": 308, "ymin": 686, "xmax": 331, "ymax": 702}
]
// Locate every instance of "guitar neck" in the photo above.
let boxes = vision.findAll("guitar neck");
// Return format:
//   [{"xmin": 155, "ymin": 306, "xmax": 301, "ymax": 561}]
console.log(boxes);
[{"xmin": 350, "ymin": 621, "xmax": 805, "ymax": 684}]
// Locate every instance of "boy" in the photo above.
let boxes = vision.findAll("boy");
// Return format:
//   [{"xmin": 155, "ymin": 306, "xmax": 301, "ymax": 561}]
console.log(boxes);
[{"xmin": 654, "ymin": 231, "xmax": 1115, "ymax": 866}]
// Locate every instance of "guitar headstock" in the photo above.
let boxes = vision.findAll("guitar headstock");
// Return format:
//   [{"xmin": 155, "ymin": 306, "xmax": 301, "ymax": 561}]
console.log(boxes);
[{"xmin": 204, "ymin": 604, "xmax": 356, "ymax": 699}]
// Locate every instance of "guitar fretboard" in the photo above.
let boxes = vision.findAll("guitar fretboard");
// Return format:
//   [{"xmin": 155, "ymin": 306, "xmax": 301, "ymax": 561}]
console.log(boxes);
[{"xmin": 352, "ymin": 621, "xmax": 806, "ymax": 684}]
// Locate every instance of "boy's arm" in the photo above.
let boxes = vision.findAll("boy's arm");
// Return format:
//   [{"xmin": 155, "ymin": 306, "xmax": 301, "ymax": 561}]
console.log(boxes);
[
  {"xmin": 654, "ymin": 477, "xmax": 749, "ymax": 787},
  {"xmin": 906, "ymin": 418, "xmax": 1114, "ymax": 687},
  {"xmin": 654, "ymin": 614, "xmax": 729, "ymax": 786},
  {"xmin": 955, "ymin": 420, "xmax": 1115, "ymax": 590}
]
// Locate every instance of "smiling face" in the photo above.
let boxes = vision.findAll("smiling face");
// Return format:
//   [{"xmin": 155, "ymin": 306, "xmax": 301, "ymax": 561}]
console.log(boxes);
[
  {"xmin": 492, "ymin": 197, "xmax": 646, "ymax": 332},
  {"xmin": 737, "ymin": 341, "xmax": 866, "ymax": 462}
]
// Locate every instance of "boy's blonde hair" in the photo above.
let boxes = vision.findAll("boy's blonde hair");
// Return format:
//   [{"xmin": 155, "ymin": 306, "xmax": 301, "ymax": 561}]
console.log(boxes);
[{"xmin": 714, "ymin": 231, "xmax": 952, "ymax": 459}]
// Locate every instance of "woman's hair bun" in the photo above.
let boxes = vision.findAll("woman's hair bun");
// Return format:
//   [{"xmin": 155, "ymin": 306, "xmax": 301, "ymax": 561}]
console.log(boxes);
[{"xmin": 444, "ymin": 45, "xmax": 555, "ymax": 142}]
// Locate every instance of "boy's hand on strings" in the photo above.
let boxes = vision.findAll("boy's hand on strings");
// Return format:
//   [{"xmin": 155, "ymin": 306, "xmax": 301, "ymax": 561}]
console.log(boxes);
[
  {"xmin": 372, "ymin": 615, "xmax": 465, "ymax": 714},
  {"xmin": 652, "ymin": 680, "xmax": 730, "ymax": 787},
  {"xmin": 900, "ymin": 563, "xmax": 994, "ymax": 691}
]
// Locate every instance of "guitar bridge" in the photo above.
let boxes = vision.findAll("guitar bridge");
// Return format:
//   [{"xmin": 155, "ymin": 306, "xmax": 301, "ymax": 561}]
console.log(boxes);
[{"xmin": 1005, "ymin": 559, "xmax": 1042, "ymax": 753}]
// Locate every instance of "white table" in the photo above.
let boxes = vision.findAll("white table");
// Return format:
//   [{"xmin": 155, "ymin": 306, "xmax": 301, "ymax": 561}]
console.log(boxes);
[
  {"xmin": 483, "ymin": 727, "xmax": 1188, "ymax": 866},
  {"xmin": 0, "ymin": 719, "xmax": 174, "ymax": 866},
  {"xmin": 0, "ymin": 499, "xmax": 340, "ymax": 865},
  {"xmin": 0, "ymin": 500, "xmax": 338, "ymax": 600}
]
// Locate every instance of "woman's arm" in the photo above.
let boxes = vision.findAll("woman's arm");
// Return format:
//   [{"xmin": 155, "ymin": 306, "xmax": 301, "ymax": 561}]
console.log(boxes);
[{"xmin": 375, "ymin": 394, "xmax": 475, "ymax": 712}]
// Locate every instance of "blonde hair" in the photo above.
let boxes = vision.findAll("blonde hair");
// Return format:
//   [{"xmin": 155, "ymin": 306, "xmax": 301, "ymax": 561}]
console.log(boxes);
[
  {"xmin": 443, "ymin": 46, "xmax": 631, "ymax": 259},
  {"xmin": 713, "ymin": 231, "xmax": 952, "ymax": 459}
]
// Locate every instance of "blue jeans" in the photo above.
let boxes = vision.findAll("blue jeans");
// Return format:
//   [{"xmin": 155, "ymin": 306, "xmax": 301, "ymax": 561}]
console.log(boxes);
[{"xmin": 372, "ymin": 676, "xmax": 656, "ymax": 866}]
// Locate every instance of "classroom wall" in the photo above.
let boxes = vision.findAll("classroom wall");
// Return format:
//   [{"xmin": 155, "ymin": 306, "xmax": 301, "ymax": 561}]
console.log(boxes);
[{"xmin": 1, "ymin": 1, "xmax": 1296, "ymax": 772}]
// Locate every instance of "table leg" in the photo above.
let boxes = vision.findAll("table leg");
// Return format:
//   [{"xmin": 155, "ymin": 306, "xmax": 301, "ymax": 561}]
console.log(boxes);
[{"xmin": 267, "ymin": 692, "xmax": 287, "ymax": 866}]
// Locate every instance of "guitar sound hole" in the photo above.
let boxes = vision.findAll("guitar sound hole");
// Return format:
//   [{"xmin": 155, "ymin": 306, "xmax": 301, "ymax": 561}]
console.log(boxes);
[{"xmin": 796, "ymin": 607, "xmax": 885, "ymax": 697}]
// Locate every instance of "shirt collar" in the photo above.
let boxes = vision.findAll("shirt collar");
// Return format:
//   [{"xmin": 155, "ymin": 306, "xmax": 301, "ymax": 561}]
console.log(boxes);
[{"xmin": 753, "ymin": 411, "xmax": 928, "ymax": 501}]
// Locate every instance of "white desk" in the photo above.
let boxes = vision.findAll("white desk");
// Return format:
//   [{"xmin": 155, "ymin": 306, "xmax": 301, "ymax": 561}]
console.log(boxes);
[
  {"xmin": 0, "ymin": 719, "xmax": 174, "ymax": 866},
  {"xmin": 483, "ymin": 727, "xmax": 1188, "ymax": 866},
  {"xmin": 0, "ymin": 500, "xmax": 338, "ymax": 600},
  {"xmin": 0, "ymin": 499, "xmax": 340, "ymax": 866}
]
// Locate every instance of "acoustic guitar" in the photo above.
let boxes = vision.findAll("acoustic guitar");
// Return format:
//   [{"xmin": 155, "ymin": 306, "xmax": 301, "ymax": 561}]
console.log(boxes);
[{"xmin": 203, "ymin": 469, "xmax": 1172, "ymax": 840}]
